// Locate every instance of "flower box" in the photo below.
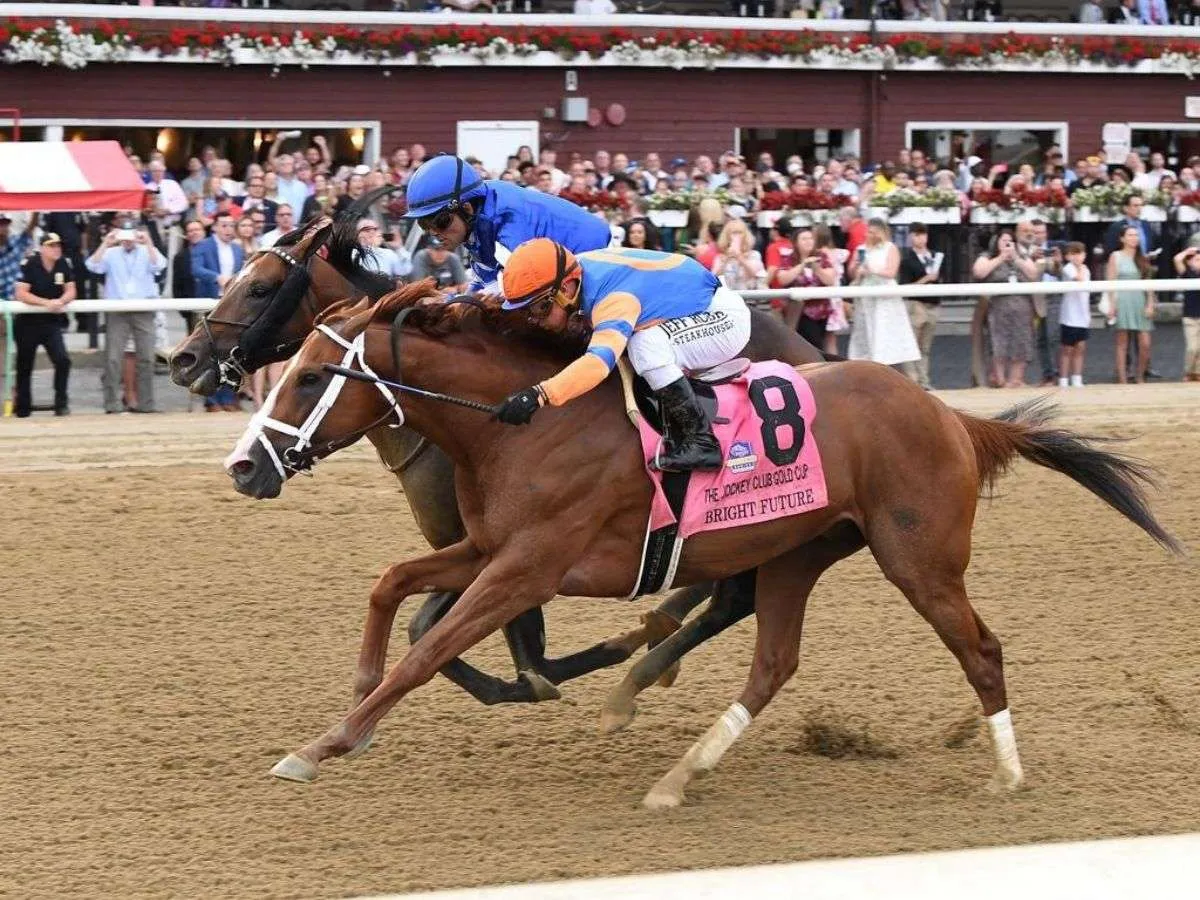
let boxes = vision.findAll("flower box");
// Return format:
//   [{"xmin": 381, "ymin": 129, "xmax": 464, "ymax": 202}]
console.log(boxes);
[
  {"xmin": 756, "ymin": 210, "xmax": 783, "ymax": 229},
  {"xmin": 787, "ymin": 210, "xmax": 842, "ymax": 227},
  {"xmin": 1177, "ymin": 206, "xmax": 1200, "ymax": 223},
  {"xmin": 969, "ymin": 208, "xmax": 1026, "ymax": 225},
  {"xmin": 647, "ymin": 209, "xmax": 689, "ymax": 229},
  {"xmin": 1072, "ymin": 208, "xmax": 1121, "ymax": 223},
  {"xmin": 869, "ymin": 206, "xmax": 961, "ymax": 225},
  {"xmin": 1140, "ymin": 205, "xmax": 1168, "ymax": 223}
]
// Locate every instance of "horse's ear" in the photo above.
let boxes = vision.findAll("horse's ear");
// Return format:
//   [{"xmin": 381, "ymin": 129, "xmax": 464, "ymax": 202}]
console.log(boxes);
[{"xmin": 292, "ymin": 218, "xmax": 334, "ymax": 262}]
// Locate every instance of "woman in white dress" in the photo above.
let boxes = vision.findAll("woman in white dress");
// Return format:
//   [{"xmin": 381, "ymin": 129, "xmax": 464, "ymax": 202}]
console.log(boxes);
[{"xmin": 847, "ymin": 218, "xmax": 921, "ymax": 368}]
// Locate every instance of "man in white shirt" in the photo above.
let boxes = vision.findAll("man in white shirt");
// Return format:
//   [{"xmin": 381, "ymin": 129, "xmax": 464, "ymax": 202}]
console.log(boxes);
[
  {"xmin": 356, "ymin": 219, "xmax": 411, "ymax": 283},
  {"xmin": 272, "ymin": 155, "xmax": 310, "ymax": 219},
  {"xmin": 259, "ymin": 204, "xmax": 296, "ymax": 249},
  {"xmin": 85, "ymin": 227, "xmax": 166, "ymax": 413},
  {"xmin": 147, "ymin": 160, "xmax": 189, "ymax": 220}
]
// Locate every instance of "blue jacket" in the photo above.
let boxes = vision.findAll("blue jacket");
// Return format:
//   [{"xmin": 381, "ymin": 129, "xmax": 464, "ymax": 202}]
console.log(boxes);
[
  {"xmin": 190, "ymin": 236, "xmax": 246, "ymax": 299},
  {"xmin": 466, "ymin": 181, "xmax": 613, "ymax": 293}
]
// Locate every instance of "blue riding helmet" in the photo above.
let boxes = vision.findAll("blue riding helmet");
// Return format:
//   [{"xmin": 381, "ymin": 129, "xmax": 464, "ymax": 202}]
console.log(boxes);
[{"xmin": 403, "ymin": 155, "xmax": 487, "ymax": 219}]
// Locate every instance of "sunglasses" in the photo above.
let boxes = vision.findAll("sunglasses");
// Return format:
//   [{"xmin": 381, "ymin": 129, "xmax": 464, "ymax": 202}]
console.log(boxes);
[{"xmin": 418, "ymin": 210, "xmax": 456, "ymax": 232}]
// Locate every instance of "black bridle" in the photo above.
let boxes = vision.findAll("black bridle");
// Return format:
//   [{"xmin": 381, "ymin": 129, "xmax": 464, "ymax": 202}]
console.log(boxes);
[{"xmin": 200, "ymin": 245, "xmax": 318, "ymax": 389}]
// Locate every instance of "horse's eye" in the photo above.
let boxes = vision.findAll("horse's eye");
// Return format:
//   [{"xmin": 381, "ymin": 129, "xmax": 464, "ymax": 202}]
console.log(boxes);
[
  {"xmin": 248, "ymin": 282, "xmax": 273, "ymax": 298},
  {"xmin": 297, "ymin": 371, "xmax": 323, "ymax": 388}
]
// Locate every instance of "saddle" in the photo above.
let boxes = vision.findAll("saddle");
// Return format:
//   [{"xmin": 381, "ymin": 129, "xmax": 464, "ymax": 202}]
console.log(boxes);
[{"xmin": 616, "ymin": 357, "xmax": 830, "ymax": 599}]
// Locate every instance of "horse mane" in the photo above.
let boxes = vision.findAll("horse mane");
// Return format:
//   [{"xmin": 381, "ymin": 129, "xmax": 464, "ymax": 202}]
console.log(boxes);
[
  {"xmin": 314, "ymin": 279, "xmax": 590, "ymax": 361},
  {"xmin": 324, "ymin": 185, "xmax": 404, "ymax": 301}
]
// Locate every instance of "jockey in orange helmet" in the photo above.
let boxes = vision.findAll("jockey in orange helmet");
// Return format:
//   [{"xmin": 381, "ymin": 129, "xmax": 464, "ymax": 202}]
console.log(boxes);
[{"xmin": 495, "ymin": 239, "xmax": 752, "ymax": 472}]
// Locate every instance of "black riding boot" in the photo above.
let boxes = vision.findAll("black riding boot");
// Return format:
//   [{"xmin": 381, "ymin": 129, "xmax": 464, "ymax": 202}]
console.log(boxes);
[{"xmin": 654, "ymin": 377, "xmax": 722, "ymax": 472}]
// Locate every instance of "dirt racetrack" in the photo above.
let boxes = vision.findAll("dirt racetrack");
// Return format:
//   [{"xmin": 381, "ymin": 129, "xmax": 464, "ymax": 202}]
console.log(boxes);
[{"xmin": 2, "ymin": 384, "xmax": 1198, "ymax": 899}]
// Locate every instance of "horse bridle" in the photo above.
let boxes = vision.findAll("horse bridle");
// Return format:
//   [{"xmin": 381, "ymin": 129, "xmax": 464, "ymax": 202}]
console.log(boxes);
[
  {"xmin": 243, "ymin": 323, "xmax": 405, "ymax": 479},
  {"xmin": 245, "ymin": 295, "xmax": 494, "ymax": 480},
  {"xmin": 200, "ymin": 245, "xmax": 316, "ymax": 389}
]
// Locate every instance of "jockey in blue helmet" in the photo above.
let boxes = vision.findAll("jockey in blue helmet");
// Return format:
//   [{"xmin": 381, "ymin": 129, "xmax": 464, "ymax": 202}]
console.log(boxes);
[{"xmin": 403, "ymin": 154, "xmax": 613, "ymax": 295}]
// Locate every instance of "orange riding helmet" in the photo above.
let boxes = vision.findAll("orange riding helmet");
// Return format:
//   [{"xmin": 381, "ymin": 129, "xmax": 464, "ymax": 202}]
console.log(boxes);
[{"xmin": 501, "ymin": 238, "xmax": 582, "ymax": 311}]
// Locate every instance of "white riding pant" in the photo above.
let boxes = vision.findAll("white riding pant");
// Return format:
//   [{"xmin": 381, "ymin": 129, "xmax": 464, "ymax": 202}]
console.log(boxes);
[{"xmin": 626, "ymin": 286, "xmax": 752, "ymax": 391}]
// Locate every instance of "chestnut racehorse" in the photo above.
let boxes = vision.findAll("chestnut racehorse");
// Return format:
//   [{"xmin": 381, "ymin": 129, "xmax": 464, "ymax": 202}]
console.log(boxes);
[
  {"xmin": 225, "ymin": 284, "xmax": 1180, "ymax": 807},
  {"xmin": 170, "ymin": 200, "xmax": 832, "ymax": 705}
]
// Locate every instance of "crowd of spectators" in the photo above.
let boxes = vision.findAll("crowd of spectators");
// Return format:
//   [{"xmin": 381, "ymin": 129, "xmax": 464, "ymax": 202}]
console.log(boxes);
[{"xmin": 5, "ymin": 135, "xmax": 1200, "ymax": 418}]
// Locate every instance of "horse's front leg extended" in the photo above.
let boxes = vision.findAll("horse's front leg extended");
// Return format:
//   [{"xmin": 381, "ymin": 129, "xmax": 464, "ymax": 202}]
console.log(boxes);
[
  {"xmin": 352, "ymin": 539, "xmax": 485, "ymax": 708},
  {"xmin": 272, "ymin": 553, "xmax": 559, "ymax": 783}
]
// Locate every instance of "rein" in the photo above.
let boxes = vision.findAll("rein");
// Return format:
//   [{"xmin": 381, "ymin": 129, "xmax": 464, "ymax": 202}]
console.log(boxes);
[{"xmin": 200, "ymin": 245, "xmax": 316, "ymax": 388}]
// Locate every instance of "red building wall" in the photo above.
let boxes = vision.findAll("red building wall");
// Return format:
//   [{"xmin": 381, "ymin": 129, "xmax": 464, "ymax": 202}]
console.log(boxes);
[{"xmin": 1, "ymin": 63, "xmax": 1196, "ymax": 163}]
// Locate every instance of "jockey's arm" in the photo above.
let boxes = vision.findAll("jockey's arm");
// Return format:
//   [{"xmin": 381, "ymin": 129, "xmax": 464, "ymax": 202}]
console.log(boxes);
[{"xmin": 539, "ymin": 292, "xmax": 641, "ymax": 407}]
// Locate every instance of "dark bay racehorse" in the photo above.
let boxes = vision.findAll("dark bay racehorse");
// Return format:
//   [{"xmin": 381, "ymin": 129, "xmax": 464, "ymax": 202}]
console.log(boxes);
[
  {"xmin": 170, "ymin": 196, "xmax": 833, "ymax": 705},
  {"xmin": 225, "ymin": 285, "xmax": 1180, "ymax": 806}
]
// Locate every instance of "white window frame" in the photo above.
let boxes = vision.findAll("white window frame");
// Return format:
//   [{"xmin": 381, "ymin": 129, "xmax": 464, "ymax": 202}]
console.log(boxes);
[
  {"xmin": 0, "ymin": 117, "xmax": 383, "ymax": 164},
  {"xmin": 904, "ymin": 121, "xmax": 1070, "ymax": 163}
]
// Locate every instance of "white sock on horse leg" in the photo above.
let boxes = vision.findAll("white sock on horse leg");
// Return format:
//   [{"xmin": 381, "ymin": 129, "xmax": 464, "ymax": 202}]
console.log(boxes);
[
  {"xmin": 691, "ymin": 702, "xmax": 753, "ymax": 772},
  {"xmin": 644, "ymin": 703, "xmax": 752, "ymax": 809},
  {"xmin": 985, "ymin": 707, "xmax": 1025, "ymax": 789}
]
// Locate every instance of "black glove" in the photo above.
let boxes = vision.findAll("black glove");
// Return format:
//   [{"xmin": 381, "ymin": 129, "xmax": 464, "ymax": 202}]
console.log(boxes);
[{"xmin": 496, "ymin": 386, "xmax": 544, "ymax": 426}]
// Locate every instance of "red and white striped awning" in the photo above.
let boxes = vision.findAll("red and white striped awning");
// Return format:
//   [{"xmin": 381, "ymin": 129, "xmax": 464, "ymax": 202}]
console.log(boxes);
[{"xmin": 0, "ymin": 140, "xmax": 146, "ymax": 212}]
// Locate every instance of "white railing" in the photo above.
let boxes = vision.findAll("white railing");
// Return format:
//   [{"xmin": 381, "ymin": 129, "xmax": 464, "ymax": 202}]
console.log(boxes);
[
  {"xmin": 1, "ymin": 277, "xmax": 1190, "ymax": 320},
  {"xmin": 5, "ymin": 4, "xmax": 1198, "ymax": 37},
  {"xmin": 2, "ymin": 276, "xmax": 1185, "ymax": 417}
]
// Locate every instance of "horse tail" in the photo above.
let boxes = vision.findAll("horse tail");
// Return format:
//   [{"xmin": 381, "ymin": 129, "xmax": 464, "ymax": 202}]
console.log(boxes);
[{"xmin": 953, "ymin": 397, "xmax": 1183, "ymax": 554}]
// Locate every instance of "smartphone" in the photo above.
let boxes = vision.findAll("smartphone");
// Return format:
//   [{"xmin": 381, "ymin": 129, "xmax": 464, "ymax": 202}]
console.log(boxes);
[{"xmin": 856, "ymin": 246, "xmax": 867, "ymax": 263}]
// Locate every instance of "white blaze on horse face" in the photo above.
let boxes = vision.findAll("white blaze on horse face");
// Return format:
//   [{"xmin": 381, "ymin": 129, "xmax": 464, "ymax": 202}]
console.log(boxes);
[{"xmin": 224, "ymin": 356, "xmax": 300, "ymax": 472}]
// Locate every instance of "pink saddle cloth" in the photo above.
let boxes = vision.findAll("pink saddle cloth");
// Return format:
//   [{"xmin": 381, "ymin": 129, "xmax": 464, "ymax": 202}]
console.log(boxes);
[{"xmin": 638, "ymin": 360, "xmax": 830, "ymax": 539}]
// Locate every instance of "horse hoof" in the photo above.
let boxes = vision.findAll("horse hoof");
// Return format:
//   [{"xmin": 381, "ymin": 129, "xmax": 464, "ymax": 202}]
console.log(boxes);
[
  {"xmin": 642, "ymin": 785, "xmax": 684, "ymax": 810},
  {"xmin": 598, "ymin": 702, "xmax": 637, "ymax": 735},
  {"xmin": 270, "ymin": 753, "xmax": 319, "ymax": 783},
  {"xmin": 343, "ymin": 732, "xmax": 375, "ymax": 761},
  {"xmin": 987, "ymin": 771, "xmax": 1026, "ymax": 794},
  {"xmin": 519, "ymin": 670, "xmax": 561, "ymax": 702}
]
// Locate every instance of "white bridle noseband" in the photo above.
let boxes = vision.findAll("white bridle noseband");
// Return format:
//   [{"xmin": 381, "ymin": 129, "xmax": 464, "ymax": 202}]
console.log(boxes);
[{"xmin": 239, "ymin": 323, "xmax": 404, "ymax": 479}]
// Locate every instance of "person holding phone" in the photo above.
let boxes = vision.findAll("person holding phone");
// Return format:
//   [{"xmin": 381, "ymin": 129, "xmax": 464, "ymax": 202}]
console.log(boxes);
[
  {"xmin": 847, "ymin": 218, "xmax": 920, "ymax": 370},
  {"xmin": 85, "ymin": 225, "xmax": 166, "ymax": 413},
  {"xmin": 775, "ymin": 226, "xmax": 836, "ymax": 348},
  {"xmin": 710, "ymin": 219, "xmax": 766, "ymax": 291},
  {"xmin": 973, "ymin": 230, "xmax": 1040, "ymax": 388}
]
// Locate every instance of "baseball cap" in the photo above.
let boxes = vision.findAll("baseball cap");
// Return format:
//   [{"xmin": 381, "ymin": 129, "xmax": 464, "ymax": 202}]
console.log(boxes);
[
  {"xmin": 353, "ymin": 164, "xmax": 371, "ymax": 176},
  {"xmin": 41, "ymin": 232, "xmax": 63, "ymax": 246},
  {"xmin": 670, "ymin": 157, "xmax": 687, "ymax": 169},
  {"xmin": 966, "ymin": 155, "xmax": 983, "ymax": 168}
]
